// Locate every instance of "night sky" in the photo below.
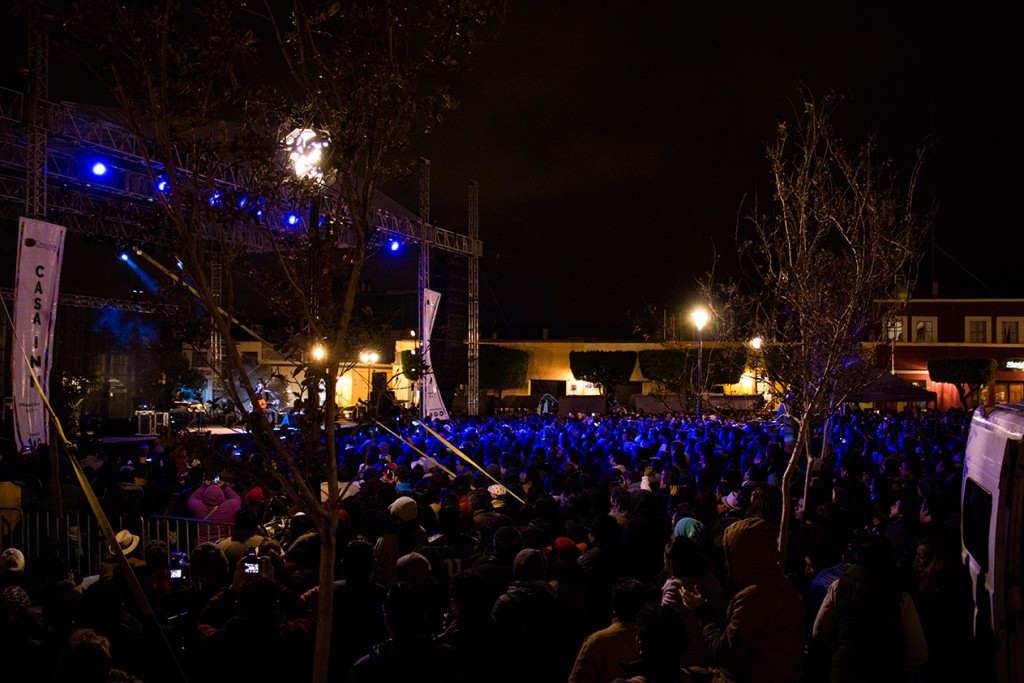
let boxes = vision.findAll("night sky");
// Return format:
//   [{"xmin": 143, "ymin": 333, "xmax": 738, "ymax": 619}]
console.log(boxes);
[
  {"xmin": 386, "ymin": 1, "xmax": 1022, "ymax": 339},
  {"xmin": 3, "ymin": 2, "xmax": 1021, "ymax": 341}
]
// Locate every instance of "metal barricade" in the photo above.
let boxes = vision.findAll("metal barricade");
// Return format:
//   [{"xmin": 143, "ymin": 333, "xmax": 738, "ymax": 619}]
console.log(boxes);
[
  {"xmin": 1, "ymin": 508, "xmax": 144, "ymax": 579},
  {"xmin": 1, "ymin": 508, "xmax": 231, "ymax": 576},
  {"xmin": 147, "ymin": 515, "xmax": 233, "ymax": 555}
]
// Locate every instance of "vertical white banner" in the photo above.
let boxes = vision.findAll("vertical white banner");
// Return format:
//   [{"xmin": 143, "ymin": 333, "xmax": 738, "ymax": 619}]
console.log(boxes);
[
  {"xmin": 421, "ymin": 287, "xmax": 449, "ymax": 420},
  {"xmin": 12, "ymin": 217, "xmax": 66, "ymax": 452}
]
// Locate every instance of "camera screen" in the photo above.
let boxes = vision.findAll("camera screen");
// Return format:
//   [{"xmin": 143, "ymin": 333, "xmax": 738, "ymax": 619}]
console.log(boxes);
[
  {"xmin": 244, "ymin": 561, "xmax": 260, "ymax": 574},
  {"xmin": 169, "ymin": 568, "xmax": 183, "ymax": 579}
]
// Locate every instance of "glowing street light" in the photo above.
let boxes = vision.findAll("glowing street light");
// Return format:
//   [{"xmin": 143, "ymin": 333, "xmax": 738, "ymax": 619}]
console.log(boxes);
[
  {"xmin": 310, "ymin": 343, "xmax": 327, "ymax": 362},
  {"xmin": 285, "ymin": 128, "xmax": 328, "ymax": 182},
  {"xmin": 692, "ymin": 307, "xmax": 709, "ymax": 420}
]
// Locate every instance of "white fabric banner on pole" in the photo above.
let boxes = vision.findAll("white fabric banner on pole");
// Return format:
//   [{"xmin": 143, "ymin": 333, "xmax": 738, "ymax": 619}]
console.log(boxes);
[
  {"xmin": 12, "ymin": 217, "xmax": 67, "ymax": 452},
  {"xmin": 421, "ymin": 287, "xmax": 449, "ymax": 420}
]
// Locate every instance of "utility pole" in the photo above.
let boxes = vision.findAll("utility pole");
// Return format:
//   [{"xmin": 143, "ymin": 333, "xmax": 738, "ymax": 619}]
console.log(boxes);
[
  {"xmin": 467, "ymin": 181, "xmax": 480, "ymax": 416},
  {"xmin": 418, "ymin": 159, "xmax": 431, "ymax": 419}
]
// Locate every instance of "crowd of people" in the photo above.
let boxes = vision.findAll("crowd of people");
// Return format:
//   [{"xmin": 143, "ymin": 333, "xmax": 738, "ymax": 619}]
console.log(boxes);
[{"xmin": 0, "ymin": 406, "xmax": 982, "ymax": 682}]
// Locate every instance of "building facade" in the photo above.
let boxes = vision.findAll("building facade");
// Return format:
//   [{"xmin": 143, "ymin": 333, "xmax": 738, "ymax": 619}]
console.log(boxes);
[{"xmin": 879, "ymin": 299, "xmax": 1024, "ymax": 410}]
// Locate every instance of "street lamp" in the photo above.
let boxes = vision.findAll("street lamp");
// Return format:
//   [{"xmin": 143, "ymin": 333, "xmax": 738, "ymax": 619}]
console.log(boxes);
[
  {"xmin": 286, "ymin": 128, "xmax": 327, "ymax": 182},
  {"xmin": 749, "ymin": 337, "xmax": 763, "ymax": 396},
  {"xmin": 359, "ymin": 351, "xmax": 379, "ymax": 416},
  {"xmin": 285, "ymin": 128, "xmax": 328, "ymax": 329},
  {"xmin": 691, "ymin": 307, "xmax": 709, "ymax": 420}
]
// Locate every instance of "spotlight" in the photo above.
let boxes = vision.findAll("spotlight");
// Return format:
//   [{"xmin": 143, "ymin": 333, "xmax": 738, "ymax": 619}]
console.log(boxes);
[
  {"xmin": 156, "ymin": 177, "xmax": 170, "ymax": 193},
  {"xmin": 285, "ymin": 212, "xmax": 301, "ymax": 227},
  {"xmin": 91, "ymin": 162, "xmax": 108, "ymax": 177},
  {"xmin": 387, "ymin": 237, "xmax": 401, "ymax": 253},
  {"xmin": 175, "ymin": 259, "xmax": 184, "ymax": 270},
  {"xmin": 119, "ymin": 252, "xmax": 130, "ymax": 262},
  {"xmin": 208, "ymin": 191, "xmax": 222, "ymax": 207}
]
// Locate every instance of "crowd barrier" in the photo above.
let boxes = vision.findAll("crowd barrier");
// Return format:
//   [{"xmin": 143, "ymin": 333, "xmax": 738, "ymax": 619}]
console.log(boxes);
[{"xmin": 1, "ymin": 508, "xmax": 232, "ymax": 579}]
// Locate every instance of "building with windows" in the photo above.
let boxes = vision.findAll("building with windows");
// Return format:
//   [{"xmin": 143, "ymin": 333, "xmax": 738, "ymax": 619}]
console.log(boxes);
[{"xmin": 879, "ymin": 299, "xmax": 1024, "ymax": 409}]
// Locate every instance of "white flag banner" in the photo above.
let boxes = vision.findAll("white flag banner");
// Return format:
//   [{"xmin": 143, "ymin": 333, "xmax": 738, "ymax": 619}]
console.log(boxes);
[
  {"xmin": 421, "ymin": 287, "xmax": 449, "ymax": 420},
  {"xmin": 12, "ymin": 217, "xmax": 67, "ymax": 452}
]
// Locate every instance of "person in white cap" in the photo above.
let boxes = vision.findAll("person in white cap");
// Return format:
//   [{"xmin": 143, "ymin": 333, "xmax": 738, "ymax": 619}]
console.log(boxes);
[{"xmin": 373, "ymin": 496, "xmax": 428, "ymax": 588}]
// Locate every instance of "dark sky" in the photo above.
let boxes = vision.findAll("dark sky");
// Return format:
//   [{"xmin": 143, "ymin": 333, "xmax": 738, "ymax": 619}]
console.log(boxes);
[
  {"xmin": 385, "ymin": 1, "xmax": 1022, "ymax": 339},
  {"xmin": 4, "ymin": 2, "xmax": 1020, "ymax": 341}
]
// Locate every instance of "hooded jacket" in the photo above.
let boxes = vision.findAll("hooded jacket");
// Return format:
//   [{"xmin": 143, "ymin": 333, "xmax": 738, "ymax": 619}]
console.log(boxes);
[
  {"xmin": 696, "ymin": 517, "xmax": 805, "ymax": 683},
  {"xmin": 188, "ymin": 482, "xmax": 242, "ymax": 524}
]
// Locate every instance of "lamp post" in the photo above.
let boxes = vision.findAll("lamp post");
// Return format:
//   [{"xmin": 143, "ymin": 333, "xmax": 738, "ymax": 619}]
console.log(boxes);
[
  {"xmin": 749, "ymin": 336, "xmax": 763, "ymax": 397},
  {"xmin": 309, "ymin": 343, "xmax": 327, "ymax": 410},
  {"xmin": 286, "ymin": 128, "xmax": 328, "ymax": 328},
  {"xmin": 359, "ymin": 351, "xmax": 378, "ymax": 417},
  {"xmin": 692, "ymin": 307, "xmax": 709, "ymax": 420}
]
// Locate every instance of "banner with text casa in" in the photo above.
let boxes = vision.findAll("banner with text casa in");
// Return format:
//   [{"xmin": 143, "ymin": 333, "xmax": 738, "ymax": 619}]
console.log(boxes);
[{"xmin": 12, "ymin": 217, "xmax": 66, "ymax": 453}]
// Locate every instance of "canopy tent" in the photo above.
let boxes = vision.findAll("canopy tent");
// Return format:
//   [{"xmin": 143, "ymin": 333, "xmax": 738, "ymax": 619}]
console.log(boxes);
[{"xmin": 849, "ymin": 367, "xmax": 937, "ymax": 404}]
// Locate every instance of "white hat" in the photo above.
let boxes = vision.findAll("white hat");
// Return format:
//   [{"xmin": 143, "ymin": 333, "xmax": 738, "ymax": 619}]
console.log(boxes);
[
  {"xmin": 388, "ymin": 496, "xmax": 418, "ymax": 522},
  {"xmin": 110, "ymin": 529, "xmax": 140, "ymax": 555}
]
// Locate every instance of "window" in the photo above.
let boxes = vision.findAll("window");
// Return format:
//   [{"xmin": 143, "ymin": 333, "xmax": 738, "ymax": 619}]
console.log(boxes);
[
  {"xmin": 965, "ymin": 317, "xmax": 990, "ymax": 344},
  {"xmin": 962, "ymin": 478, "xmax": 992, "ymax": 572},
  {"xmin": 912, "ymin": 317, "xmax": 936, "ymax": 343},
  {"xmin": 997, "ymin": 317, "xmax": 1023, "ymax": 344},
  {"xmin": 884, "ymin": 317, "xmax": 905, "ymax": 341}
]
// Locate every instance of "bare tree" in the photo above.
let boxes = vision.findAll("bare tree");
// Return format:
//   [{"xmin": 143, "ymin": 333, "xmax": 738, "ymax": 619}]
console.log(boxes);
[
  {"xmin": 703, "ymin": 90, "xmax": 930, "ymax": 561},
  {"xmin": 37, "ymin": 2, "xmax": 503, "ymax": 681}
]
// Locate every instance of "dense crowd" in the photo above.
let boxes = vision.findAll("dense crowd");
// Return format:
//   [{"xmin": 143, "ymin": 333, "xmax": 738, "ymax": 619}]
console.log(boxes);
[{"xmin": 0, "ymin": 406, "xmax": 982, "ymax": 682}]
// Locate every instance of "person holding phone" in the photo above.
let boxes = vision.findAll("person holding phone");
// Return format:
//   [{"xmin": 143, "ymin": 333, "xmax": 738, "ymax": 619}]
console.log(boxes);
[{"xmin": 194, "ymin": 555, "xmax": 315, "ymax": 681}]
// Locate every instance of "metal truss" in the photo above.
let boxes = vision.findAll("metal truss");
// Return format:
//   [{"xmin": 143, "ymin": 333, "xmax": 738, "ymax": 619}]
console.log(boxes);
[
  {"xmin": 0, "ymin": 287, "xmax": 173, "ymax": 314},
  {"xmin": 1, "ymin": 84, "xmax": 483, "ymax": 415}
]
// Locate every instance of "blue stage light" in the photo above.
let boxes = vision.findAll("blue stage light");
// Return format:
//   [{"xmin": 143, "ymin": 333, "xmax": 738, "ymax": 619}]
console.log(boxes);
[
  {"xmin": 285, "ymin": 212, "xmax": 301, "ymax": 226},
  {"xmin": 119, "ymin": 252, "xmax": 130, "ymax": 262},
  {"xmin": 388, "ymin": 238, "xmax": 402, "ymax": 253},
  {"xmin": 208, "ymin": 191, "xmax": 222, "ymax": 207},
  {"xmin": 156, "ymin": 177, "xmax": 170, "ymax": 193},
  {"xmin": 91, "ymin": 162, "xmax": 109, "ymax": 177}
]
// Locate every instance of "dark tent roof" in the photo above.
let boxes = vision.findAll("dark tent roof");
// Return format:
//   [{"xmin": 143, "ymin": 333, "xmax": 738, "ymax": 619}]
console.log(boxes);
[{"xmin": 850, "ymin": 367, "xmax": 937, "ymax": 403}]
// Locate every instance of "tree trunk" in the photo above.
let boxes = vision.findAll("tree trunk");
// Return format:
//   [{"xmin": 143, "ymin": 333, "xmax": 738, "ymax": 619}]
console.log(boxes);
[
  {"xmin": 778, "ymin": 415, "xmax": 809, "ymax": 565},
  {"xmin": 312, "ymin": 366, "xmax": 342, "ymax": 683},
  {"xmin": 801, "ymin": 413, "xmax": 831, "ymax": 541},
  {"xmin": 312, "ymin": 512, "xmax": 338, "ymax": 683}
]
